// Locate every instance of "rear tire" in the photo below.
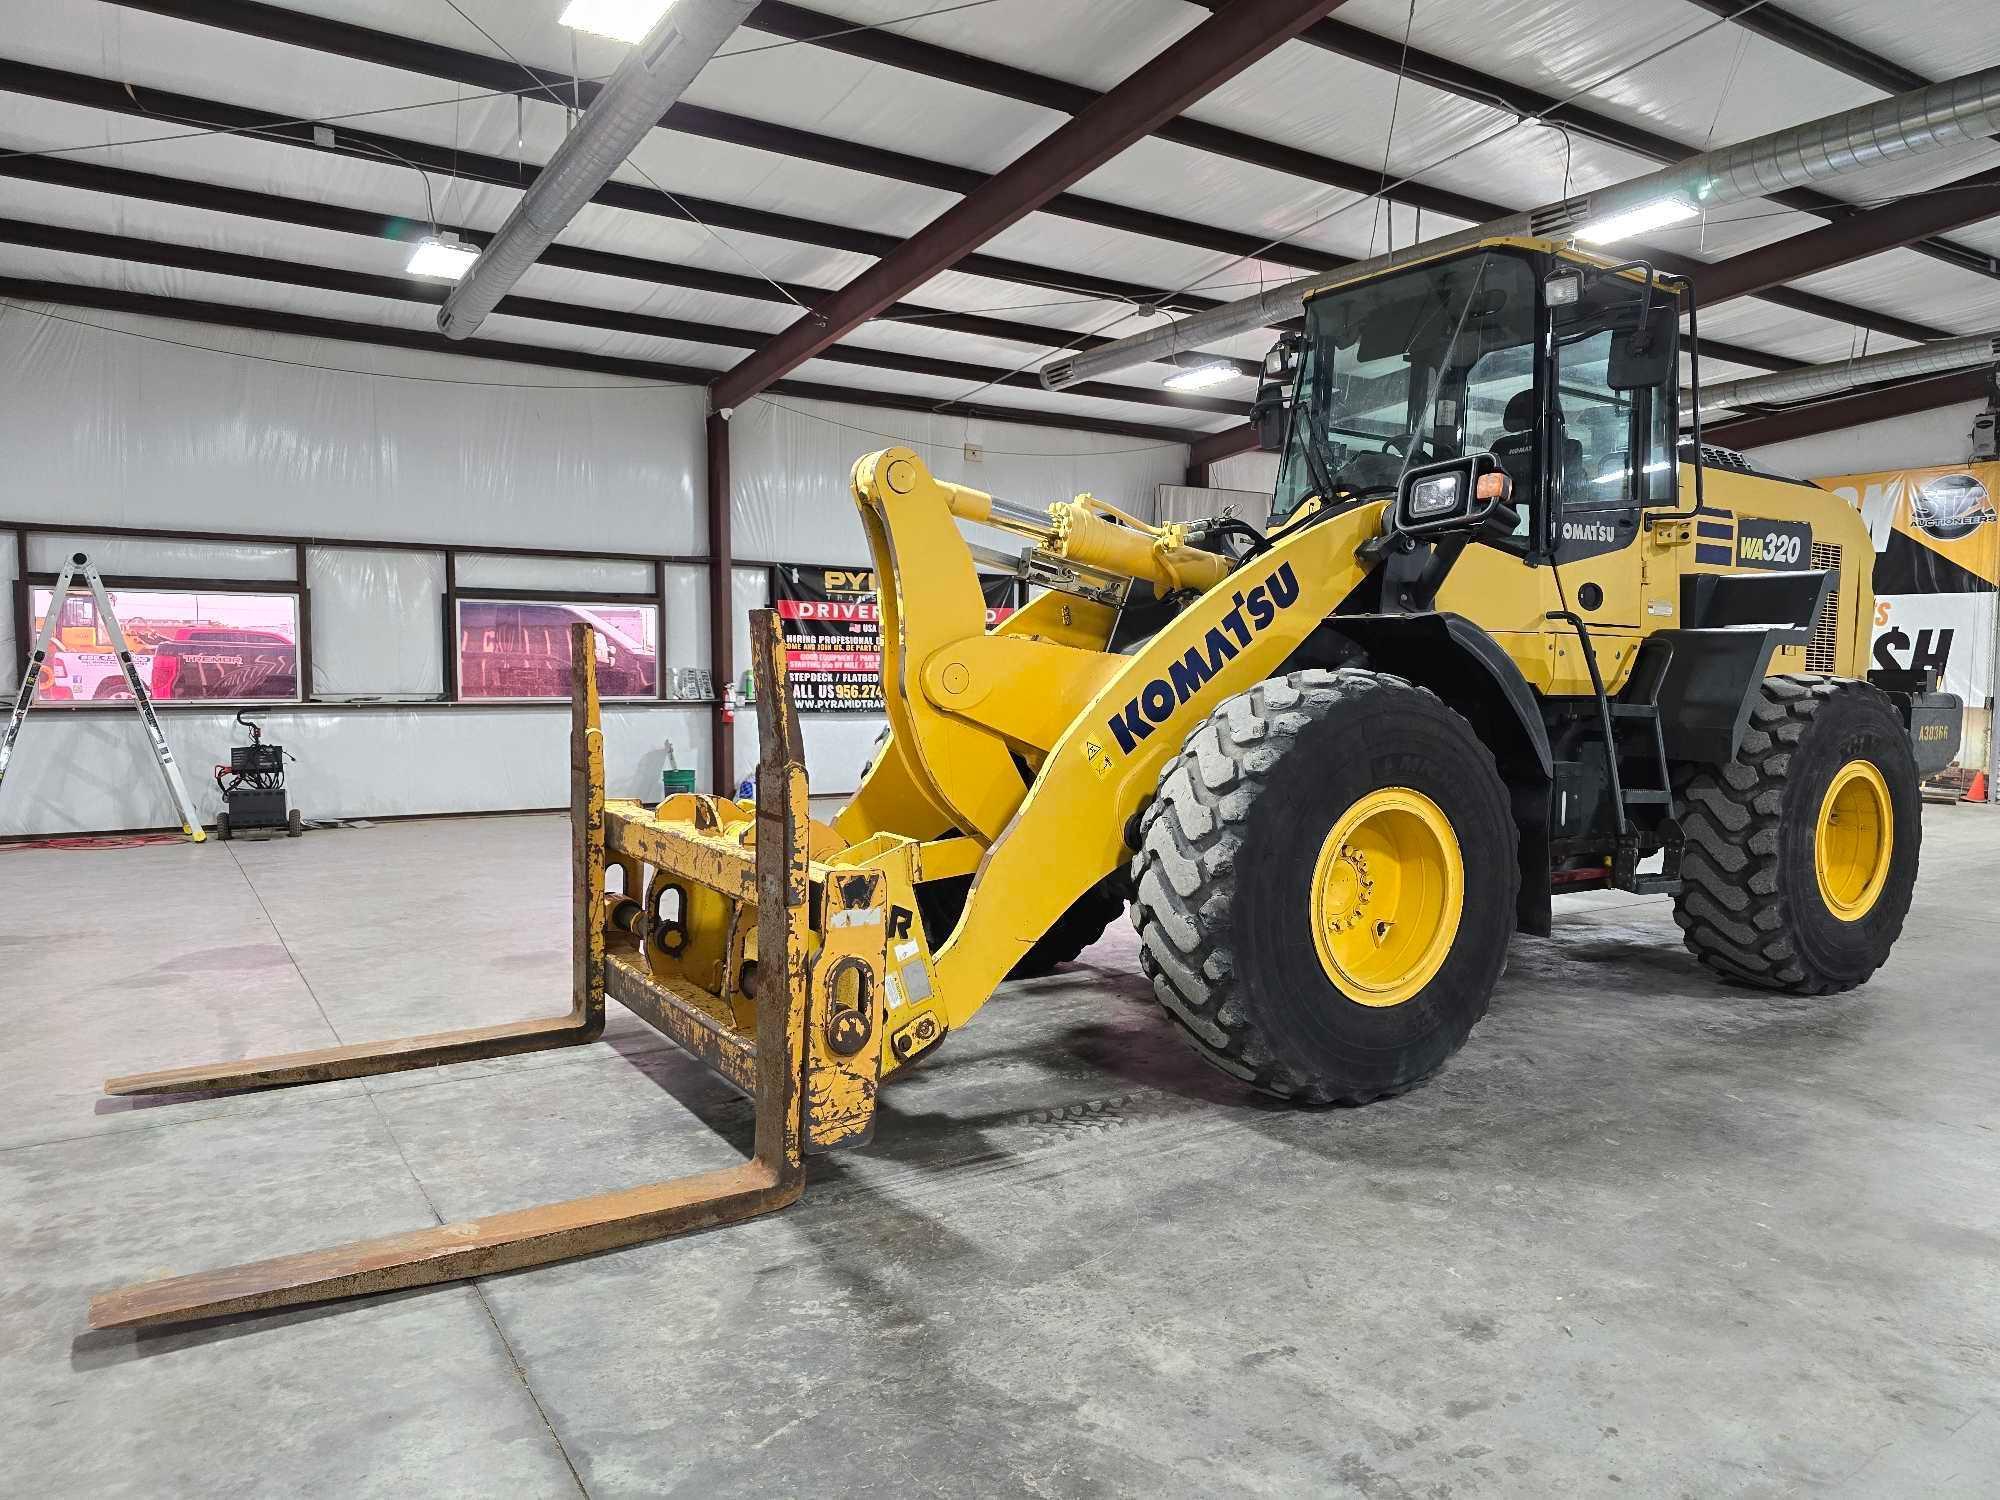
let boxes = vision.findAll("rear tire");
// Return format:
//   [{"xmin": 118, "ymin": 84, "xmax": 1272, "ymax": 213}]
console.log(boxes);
[
  {"xmin": 1674, "ymin": 674, "xmax": 1920, "ymax": 993},
  {"xmin": 1130, "ymin": 668, "xmax": 1519, "ymax": 1104},
  {"xmin": 214, "ymin": 813, "xmax": 231, "ymax": 841}
]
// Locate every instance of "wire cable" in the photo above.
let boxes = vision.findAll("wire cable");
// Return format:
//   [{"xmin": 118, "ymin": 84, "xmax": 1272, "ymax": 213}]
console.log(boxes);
[{"xmin": 1367, "ymin": 0, "xmax": 1422, "ymax": 261}]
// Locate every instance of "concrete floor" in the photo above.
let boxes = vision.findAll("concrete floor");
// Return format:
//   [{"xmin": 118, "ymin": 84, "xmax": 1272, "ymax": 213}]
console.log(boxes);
[{"xmin": 3, "ymin": 808, "xmax": 1997, "ymax": 1498}]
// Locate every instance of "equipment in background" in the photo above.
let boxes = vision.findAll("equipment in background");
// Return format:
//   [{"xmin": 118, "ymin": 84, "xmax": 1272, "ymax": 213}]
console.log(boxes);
[
  {"xmin": 212, "ymin": 710, "xmax": 302, "ymax": 840},
  {"xmin": 0, "ymin": 552, "xmax": 206, "ymax": 843}
]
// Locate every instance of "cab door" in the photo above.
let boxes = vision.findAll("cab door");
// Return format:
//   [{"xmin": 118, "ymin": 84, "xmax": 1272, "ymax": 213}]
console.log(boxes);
[{"xmin": 1538, "ymin": 286, "xmax": 1679, "ymax": 697}]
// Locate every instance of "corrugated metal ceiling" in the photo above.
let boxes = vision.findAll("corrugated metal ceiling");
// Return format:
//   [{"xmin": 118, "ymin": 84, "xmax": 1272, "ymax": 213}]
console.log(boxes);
[{"xmin": 1, "ymin": 0, "xmax": 1994, "ymax": 444}]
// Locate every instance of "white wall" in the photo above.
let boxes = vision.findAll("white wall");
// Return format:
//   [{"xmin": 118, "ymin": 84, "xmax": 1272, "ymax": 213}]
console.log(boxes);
[
  {"xmin": 1207, "ymin": 449, "xmax": 1280, "ymax": 496},
  {"xmin": 0, "ymin": 300, "xmax": 1190, "ymax": 834},
  {"xmin": 1739, "ymin": 400, "xmax": 1987, "ymax": 480},
  {"xmin": 728, "ymin": 393, "xmax": 1187, "ymax": 563}
]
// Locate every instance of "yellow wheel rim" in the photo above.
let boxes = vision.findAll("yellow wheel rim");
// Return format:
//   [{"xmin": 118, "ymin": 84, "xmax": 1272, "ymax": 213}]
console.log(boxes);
[
  {"xmin": 1309, "ymin": 787, "xmax": 1464, "ymax": 1007},
  {"xmin": 1815, "ymin": 759, "xmax": 1892, "ymax": 922}
]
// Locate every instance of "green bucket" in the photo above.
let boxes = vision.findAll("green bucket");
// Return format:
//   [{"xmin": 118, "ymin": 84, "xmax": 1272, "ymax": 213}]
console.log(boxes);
[{"xmin": 661, "ymin": 741, "xmax": 697, "ymax": 798}]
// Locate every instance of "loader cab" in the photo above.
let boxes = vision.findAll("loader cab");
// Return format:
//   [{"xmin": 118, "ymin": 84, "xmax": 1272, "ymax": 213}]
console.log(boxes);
[{"xmin": 1266, "ymin": 240, "xmax": 1681, "ymax": 564}]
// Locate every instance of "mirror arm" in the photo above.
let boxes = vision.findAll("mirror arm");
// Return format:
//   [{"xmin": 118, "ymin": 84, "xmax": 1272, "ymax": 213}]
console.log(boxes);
[{"xmin": 1646, "ymin": 271, "xmax": 1703, "ymax": 528}]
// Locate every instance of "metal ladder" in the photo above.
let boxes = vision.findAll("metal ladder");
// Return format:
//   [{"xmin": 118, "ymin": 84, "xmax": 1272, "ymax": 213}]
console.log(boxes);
[
  {"xmin": 0, "ymin": 551, "xmax": 207, "ymax": 842},
  {"xmin": 1549, "ymin": 607, "xmax": 1681, "ymax": 896}
]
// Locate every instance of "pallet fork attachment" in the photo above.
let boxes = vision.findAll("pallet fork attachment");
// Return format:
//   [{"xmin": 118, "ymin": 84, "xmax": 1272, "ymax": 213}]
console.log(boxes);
[{"xmin": 88, "ymin": 615, "xmax": 853, "ymax": 1330}]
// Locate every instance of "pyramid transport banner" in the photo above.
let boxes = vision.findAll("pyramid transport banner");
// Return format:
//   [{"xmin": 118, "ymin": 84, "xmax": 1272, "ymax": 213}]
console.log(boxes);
[
  {"xmin": 1814, "ymin": 462, "xmax": 1997, "ymax": 704},
  {"xmin": 772, "ymin": 564, "xmax": 1017, "ymax": 712}
]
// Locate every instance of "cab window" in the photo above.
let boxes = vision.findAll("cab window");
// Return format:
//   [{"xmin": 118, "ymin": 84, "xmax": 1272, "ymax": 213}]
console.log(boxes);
[{"xmin": 1549, "ymin": 269, "xmax": 1677, "ymax": 515}]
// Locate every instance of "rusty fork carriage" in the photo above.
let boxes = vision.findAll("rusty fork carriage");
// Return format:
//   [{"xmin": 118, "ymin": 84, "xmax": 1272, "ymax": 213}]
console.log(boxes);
[{"xmin": 91, "ymin": 615, "xmax": 887, "ymax": 1329}]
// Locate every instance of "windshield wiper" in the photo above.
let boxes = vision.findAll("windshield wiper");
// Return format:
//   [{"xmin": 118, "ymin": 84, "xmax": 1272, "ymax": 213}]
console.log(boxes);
[{"xmin": 1301, "ymin": 428, "xmax": 1340, "ymax": 501}]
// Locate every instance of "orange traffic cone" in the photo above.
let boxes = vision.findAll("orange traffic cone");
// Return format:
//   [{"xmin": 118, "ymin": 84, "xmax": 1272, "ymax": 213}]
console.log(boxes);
[{"xmin": 1969, "ymin": 770, "xmax": 1990, "ymax": 803}]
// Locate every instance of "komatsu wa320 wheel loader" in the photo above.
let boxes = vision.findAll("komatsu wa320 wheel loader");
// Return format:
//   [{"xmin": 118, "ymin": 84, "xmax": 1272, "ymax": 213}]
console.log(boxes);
[{"xmin": 93, "ymin": 235, "xmax": 1962, "ymax": 1328}]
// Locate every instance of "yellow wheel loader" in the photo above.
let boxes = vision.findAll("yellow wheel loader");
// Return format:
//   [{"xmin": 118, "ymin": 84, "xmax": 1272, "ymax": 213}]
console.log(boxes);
[{"xmin": 92, "ymin": 235, "xmax": 1962, "ymax": 1329}]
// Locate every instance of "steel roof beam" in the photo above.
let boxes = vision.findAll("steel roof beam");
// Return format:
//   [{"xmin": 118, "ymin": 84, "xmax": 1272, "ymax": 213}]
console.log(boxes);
[
  {"xmin": 0, "ymin": 152, "xmax": 1266, "ymax": 378},
  {"xmin": 0, "ymin": 216, "xmax": 1249, "ymax": 417},
  {"xmin": 1705, "ymin": 368, "xmax": 1995, "ymax": 449},
  {"xmin": 0, "ymin": 274, "xmax": 1206, "ymax": 446},
  {"xmin": 60, "ymin": 4, "xmax": 1944, "ymax": 345},
  {"xmin": 710, "ymin": 0, "xmax": 1350, "ymax": 408},
  {"xmin": 1694, "ymin": 165, "xmax": 2000, "ymax": 306},
  {"xmin": 1680, "ymin": 0, "xmax": 1927, "ymax": 95},
  {"xmin": 0, "ymin": 59, "xmax": 1228, "ymax": 314},
  {"xmin": 739, "ymin": 0, "xmax": 1495, "ymax": 223},
  {"xmin": 101, "ymin": 0, "xmax": 1362, "ymax": 274},
  {"xmin": 1185, "ymin": 0, "xmax": 1999, "ymax": 283}
]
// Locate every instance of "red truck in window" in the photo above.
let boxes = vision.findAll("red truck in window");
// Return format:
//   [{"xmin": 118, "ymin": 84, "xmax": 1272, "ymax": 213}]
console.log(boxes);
[
  {"xmin": 457, "ymin": 601, "xmax": 658, "ymax": 699},
  {"xmin": 148, "ymin": 628, "xmax": 299, "ymax": 701}
]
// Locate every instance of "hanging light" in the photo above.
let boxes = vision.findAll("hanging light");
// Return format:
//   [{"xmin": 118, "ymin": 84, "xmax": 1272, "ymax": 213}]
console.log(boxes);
[
  {"xmin": 1574, "ymin": 195, "xmax": 1699, "ymax": 246},
  {"xmin": 559, "ymin": 0, "xmax": 676, "ymax": 44},
  {"xmin": 406, "ymin": 234, "xmax": 480, "ymax": 281},
  {"xmin": 1164, "ymin": 361, "xmax": 1241, "ymax": 392}
]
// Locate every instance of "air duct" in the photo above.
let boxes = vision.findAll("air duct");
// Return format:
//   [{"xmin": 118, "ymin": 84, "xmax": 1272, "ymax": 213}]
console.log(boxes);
[
  {"xmin": 1041, "ymin": 63, "xmax": 2000, "ymax": 391},
  {"xmin": 1693, "ymin": 333, "xmax": 2000, "ymax": 420},
  {"xmin": 438, "ymin": 0, "xmax": 756, "ymax": 341}
]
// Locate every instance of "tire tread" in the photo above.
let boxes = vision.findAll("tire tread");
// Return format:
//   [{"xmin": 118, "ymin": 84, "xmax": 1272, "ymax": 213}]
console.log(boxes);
[{"xmin": 1130, "ymin": 667, "xmax": 1513, "ymax": 1104}]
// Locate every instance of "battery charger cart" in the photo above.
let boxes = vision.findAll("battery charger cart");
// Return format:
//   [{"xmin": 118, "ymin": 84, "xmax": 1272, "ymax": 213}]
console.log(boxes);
[{"xmin": 214, "ymin": 710, "xmax": 302, "ymax": 840}]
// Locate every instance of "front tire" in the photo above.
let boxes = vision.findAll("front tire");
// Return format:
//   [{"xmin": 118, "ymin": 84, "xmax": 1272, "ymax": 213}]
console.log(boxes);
[
  {"xmin": 1130, "ymin": 669, "xmax": 1519, "ymax": 1104},
  {"xmin": 1674, "ymin": 674, "xmax": 1920, "ymax": 993}
]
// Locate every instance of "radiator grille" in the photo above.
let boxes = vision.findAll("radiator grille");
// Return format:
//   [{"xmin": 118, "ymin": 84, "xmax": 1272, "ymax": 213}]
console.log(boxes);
[{"xmin": 1808, "ymin": 540, "xmax": 1842, "ymax": 673}]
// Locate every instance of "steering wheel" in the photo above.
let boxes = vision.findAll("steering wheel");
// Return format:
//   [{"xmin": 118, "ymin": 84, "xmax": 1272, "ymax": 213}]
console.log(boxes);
[{"xmin": 1333, "ymin": 449, "xmax": 1408, "ymax": 492}]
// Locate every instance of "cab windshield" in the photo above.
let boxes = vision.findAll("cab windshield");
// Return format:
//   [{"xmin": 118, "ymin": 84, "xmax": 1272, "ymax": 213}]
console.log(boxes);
[{"xmin": 1271, "ymin": 249, "xmax": 1537, "ymax": 526}]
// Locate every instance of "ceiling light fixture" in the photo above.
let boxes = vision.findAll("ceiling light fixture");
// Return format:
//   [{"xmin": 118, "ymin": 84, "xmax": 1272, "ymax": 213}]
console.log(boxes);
[
  {"xmin": 1163, "ymin": 361, "xmax": 1240, "ymax": 392},
  {"xmin": 406, "ymin": 234, "xmax": 480, "ymax": 280},
  {"xmin": 558, "ymin": 0, "xmax": 676, "ymax": 44},
  {"xmin": 1575, "ymin": 195, "xmax": 1699, "ymax": 246}
]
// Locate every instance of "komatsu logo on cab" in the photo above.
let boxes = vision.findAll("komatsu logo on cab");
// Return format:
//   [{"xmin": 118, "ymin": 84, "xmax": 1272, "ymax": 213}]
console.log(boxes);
[
  {"xmin": 1105, "ymin": 562, "xmax": 1301, "ymax": 755},
  {"xmin": 1562, "ymin": 520, "xmax": 1616, "ymax": 543}
]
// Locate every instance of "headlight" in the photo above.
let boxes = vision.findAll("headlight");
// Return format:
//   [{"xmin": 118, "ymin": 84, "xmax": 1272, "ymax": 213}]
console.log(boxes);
[{"xmin": 1408, "ymin": 473, "xmax": 1462, "ymax": 519}]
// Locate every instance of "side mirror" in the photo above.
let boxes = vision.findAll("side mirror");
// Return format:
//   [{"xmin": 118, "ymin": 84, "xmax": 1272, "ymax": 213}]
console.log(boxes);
[
  {"xmin": 1251, "ymin": 332, "xmax": 1304, "ymax": 453},
  {"xmin": 1607, "ymin": 305, "xmax": 1677, "ymax": 390},
  {"xmin": 1252, "ymin": 399, "xmax": 1289, "ymax": 453}
]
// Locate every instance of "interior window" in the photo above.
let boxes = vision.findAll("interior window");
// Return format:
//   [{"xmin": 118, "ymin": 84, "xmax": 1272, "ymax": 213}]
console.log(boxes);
[{"xmin": 1554, "ymin": 330, "xmax": 1636, "ymax": 510}]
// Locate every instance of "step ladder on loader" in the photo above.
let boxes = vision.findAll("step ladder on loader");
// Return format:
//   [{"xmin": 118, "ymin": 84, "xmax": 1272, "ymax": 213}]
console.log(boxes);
[{"xmin": 90, "ymin": 613, "xmax": 888, "ymax": 1329}]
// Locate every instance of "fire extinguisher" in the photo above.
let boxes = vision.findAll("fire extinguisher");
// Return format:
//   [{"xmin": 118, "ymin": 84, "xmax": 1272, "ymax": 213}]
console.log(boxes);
[{"xmin": 720, "ymin": 678, "xmax": 737, "ymax": 725}]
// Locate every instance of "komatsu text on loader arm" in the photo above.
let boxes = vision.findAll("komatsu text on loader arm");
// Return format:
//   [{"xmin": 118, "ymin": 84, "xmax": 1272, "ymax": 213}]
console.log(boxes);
[{"xmin": 92, "ymin": 236, "xmax": 1959, "ymax": 1328}]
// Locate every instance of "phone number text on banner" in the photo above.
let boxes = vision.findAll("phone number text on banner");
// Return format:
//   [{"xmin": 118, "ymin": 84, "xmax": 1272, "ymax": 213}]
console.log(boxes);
[{"xmin": 773, "ymin": 565, "xmax": 1015, "ymax": 711}]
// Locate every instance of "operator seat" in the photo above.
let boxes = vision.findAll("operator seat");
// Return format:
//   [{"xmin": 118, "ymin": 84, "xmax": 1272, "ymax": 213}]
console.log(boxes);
[
  {"xmin": 1489, "ymin": 389, "xmax": 1540, "ymax": 495},
  {"xmin": 1489, "ymin": 389, "xmax": 1583, "ymax": 500}
]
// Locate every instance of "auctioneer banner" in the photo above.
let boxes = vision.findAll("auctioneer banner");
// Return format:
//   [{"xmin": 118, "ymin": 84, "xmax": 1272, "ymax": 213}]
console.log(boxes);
[
  {"xmin": 1815, "ymin": 462, "xmax": 1997, "ymax": 703},
  {"xmin": 772, "ymin": 563, "xmax": 1017, "ymax": 711}
]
